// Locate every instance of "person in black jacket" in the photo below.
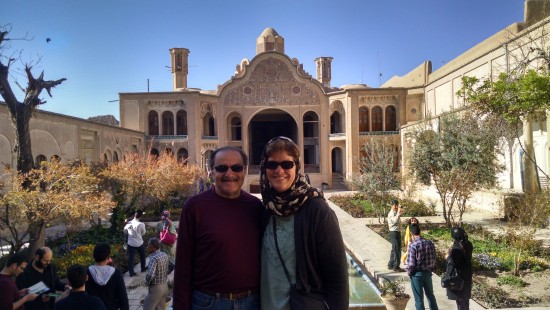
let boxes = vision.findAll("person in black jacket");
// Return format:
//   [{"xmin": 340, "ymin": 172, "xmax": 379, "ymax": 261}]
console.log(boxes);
[
  {"xmin": 86, "ymin": 243, "xmax": 129, "ymax": 310},
  {"xmin": 259, "ymin": 136, "xmax": 349, "ymax": 310},
  {"xmin": 445, "ymin": 227, "xmax": 473, "ymax": 310},
  {"xmin": 16, "ymin": 247, "xmax": 69, "ymax": 310},
  {"xmin": 55, "ymin": 265, "xmax": 105, "ymax": 310}
]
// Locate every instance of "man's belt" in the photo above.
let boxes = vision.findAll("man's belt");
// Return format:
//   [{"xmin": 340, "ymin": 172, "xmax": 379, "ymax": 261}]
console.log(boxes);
[{"xmin": 203, "ymin": 289, "xmax": 258, "ymax": 300}]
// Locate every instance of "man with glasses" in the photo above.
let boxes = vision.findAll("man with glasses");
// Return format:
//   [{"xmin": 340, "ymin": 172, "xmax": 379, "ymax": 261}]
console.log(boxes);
[
  {"xmin": 173, "ymin": 146, "xmax": 264, "ymax": 310},
  {"xmin": 0, "ymin": 252, "xmax": 38, "ymax": 310}
]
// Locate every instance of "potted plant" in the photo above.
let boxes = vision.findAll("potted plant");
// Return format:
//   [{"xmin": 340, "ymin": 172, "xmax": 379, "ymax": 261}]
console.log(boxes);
[{"xmin": 379, "ymin": 277, "xmax": 410, "ymax": 310}]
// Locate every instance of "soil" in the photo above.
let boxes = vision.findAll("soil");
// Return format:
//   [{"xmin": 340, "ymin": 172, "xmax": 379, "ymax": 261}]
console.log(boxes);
[{"xmin": 473, "ymin": 269, "xmax": 550, "ymax": 308}]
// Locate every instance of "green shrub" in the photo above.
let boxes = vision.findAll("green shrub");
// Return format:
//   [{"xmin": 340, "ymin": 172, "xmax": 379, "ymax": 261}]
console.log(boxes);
[
  {"xmin": 55, "ymin": 245, "xmax": 96, "ymax": 279},
  {"xmin": 496, "ymin": 275, "xmax": 527, "ymax": 288},
  {"xmin": 400, "ymin": 197, "xmax": 436, "ymax": 217}
]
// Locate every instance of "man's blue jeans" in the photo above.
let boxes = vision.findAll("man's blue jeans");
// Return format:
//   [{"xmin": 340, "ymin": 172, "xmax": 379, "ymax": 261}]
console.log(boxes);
[
  {"xmin": 410, "ymin": 270, "xmax": 439, "ymax": 310},
  {"xmin": 191, "ymin": 290, "xmax": 260, "ymax": 310}
]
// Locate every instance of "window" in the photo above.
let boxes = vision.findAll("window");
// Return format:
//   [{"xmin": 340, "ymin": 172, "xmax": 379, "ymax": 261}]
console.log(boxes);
[
  {"xmin": 148, "ymin": 111, "xmax": 159, "ymax": 135},
  {"xmin": 372, "ymin": 106, "xmax": 383, "ymax": 132},
  {"xmin": 176, "ymin": 110, "xmax": 187, "ymax": 135},
  {"xmin": 162, "ymin": 111, "xmax": 174, "ymax": 135},
  {"xmin": 359, "ymin": 107, "xmax": 369, "ymax": 132},
  {"xmin": 385, "ymin": 106, "xmax": 397, "ymax": 131}
]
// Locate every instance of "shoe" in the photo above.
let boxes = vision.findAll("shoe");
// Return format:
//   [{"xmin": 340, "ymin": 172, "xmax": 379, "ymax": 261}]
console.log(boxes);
[
  {"xmin": 393, "ymin": 267, "xmax": 406, "ymax": 272},
  {"xmin": 141, "ymin": 267, "xmax": 148, "ymax": 272}
]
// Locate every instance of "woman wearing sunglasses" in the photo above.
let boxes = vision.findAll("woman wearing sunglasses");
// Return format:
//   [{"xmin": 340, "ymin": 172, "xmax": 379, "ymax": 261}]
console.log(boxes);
[{"xmin": 259, "ymin": 136, "xmax": 349, "ymax": 310}]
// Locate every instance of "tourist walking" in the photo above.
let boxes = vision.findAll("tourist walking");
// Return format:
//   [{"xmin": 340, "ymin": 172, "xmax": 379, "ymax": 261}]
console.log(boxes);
[
  {"xmin": 446, "ymin": 227, "xmax": 473, "ymax": 310},
  {"xmin": 260, "ymin": 136, "xmax": 349, "ymax": 310},
  {"xmin": 16, "ymin": 247, "xmax": 69, "ymax": 310},
  {"xmin": 173, "ymin": 146, "xmax": 264, "ymax": 310},
  {"xmin": 143, "ymin": 238, "xmax": 174, "ymax": 310},
  {"xmin": 387, "ymin": 199, "xmax": 405, "ymax": 272},
  {"xmin": 54, "ymin": 265, "xmax": 106, "ymax": 310},
  {"xmin": 0, "ymin": 252, "xmax": 38, "ymax": 310},
  {"xmin": 155, "ymin": 210, "xmax": 177, "ymax": 261},
  {"xmin": 86, "ymin": 243, "xmax": 129, "ymax": 310},
  {"xmin": 406, "ymin": 223, "xmax": 439, "ymax": 310},
  {"xmin": 123, "ymin": 209, "xmax": 147, "ymax": 277}
]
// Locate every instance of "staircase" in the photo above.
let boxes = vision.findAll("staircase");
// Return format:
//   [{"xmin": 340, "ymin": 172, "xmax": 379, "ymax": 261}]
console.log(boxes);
[
  {"xmin": 331, "ymin": 173, "xmax": 348, "ymax": 190},
  {"xmin": 539, "ymin": 175, "xmax": 549, "ymax": 189}
]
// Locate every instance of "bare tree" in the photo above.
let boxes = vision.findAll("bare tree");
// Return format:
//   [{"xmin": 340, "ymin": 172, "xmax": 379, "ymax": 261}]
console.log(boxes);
[
  {"xmin": 0, "ymin": 25, "xmax": 66, "ymax": 174},
  {"xmin": 0, "ymin": 25, "xmax": 66, "ymax": 258}
]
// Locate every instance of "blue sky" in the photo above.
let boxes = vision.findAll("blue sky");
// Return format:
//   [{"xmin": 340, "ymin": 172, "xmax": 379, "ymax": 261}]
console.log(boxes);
[{"xmin": 1, "ymin": 0, "xmax": 523, "ymax": 120}]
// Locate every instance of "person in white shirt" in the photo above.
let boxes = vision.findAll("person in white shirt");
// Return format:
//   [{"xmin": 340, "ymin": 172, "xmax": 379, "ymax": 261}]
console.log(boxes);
[
  {"xmin": 124, "ymin": 209, "xmax": 147, "ymax": 277},
  {"xmin": 387, "ymin": 199, "xmax": 405, "ymax": 272}
]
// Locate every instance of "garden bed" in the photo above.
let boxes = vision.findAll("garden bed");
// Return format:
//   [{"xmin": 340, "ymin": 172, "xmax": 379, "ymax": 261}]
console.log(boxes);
[{"xmin": 367, "ymin": 223, "xmax": 550, "ymax": 308}]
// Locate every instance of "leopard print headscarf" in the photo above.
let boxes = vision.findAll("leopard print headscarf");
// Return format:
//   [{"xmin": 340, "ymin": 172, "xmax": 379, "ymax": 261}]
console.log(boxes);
[{"xmin": 259, "ymin": 136, "xmax": 323, "ymax": 216}]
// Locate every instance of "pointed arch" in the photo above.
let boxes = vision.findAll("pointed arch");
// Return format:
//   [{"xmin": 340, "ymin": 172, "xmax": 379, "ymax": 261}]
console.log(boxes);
[
  {"xmin": 372, "ymin": 106, "xmax": 383, "ymax": 132},
  {"xmin": 385, "ymin": 106, "xmax": 397, "ymax": 131},
  {"xmin": 162, "ymin": 111, "xmax": 174, "ymax": 135},
  {"xmin": 176, "ymin": 110, "xmax": 188, "ymax": 135},
  {"xmin": 359, "ymin": 106, "xmax": 369, "ymax": 132},
  {"xmin": 148, "ymin": 111, "xmax": 159, "ymax": 135}
]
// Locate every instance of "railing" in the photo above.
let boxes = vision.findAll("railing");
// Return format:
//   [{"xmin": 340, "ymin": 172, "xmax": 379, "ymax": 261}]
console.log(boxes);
[
  {"xmin": 201, "ymin": 136, "xmax": 218, "ymax": 140},
  {"xmin": 248, "ymin": 165, "xmax": 260, "ymax": 175},
  {"xmin": 329, "ymin": 132, "xmax": 346, "ymax": 137},
  {"xmin": 146, "ymin": 135, "xmax": 188, "ymax": 140},
  {"xmin": 359, "ymin": 131, "xmax": 399, "ymax": 136},
  {"xmin": 304, "ymin": 164, "xmax": 320, "ymax": 173}
]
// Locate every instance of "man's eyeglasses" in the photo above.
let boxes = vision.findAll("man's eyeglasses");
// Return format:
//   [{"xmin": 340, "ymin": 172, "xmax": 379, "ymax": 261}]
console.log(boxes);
[
  {"xmin": 213, "ymin": 164, "xmax": 245, "ymax": 173},
  {"xmin": 265, "ymin": 160, "xmax": 295, "ymax": 170}
]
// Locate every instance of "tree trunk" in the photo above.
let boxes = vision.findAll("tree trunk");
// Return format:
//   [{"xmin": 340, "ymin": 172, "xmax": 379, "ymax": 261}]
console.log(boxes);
[
  {"xmin": 523, "ymin": 115, "xmax": 539, "ymax": 193},
  {"xmin": 26, "ymin": 221, "xmax": 45, "ymax": 262},
  {"xmin": 15, "ymin": 104, "xmax": 35, "ymax": 174}
]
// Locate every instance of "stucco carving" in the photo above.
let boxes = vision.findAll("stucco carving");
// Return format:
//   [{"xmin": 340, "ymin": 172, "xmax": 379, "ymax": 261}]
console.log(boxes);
[
  {"xmin": 201, "ymin": 143, "xmax": 218, "ymax": 151},
  {"xmin": 148, "ymin": 100, "xmax": 185, "ymax": 108},
  {"xmin": 330, "ymin": 100, "xmax": 345, "ymax": 114},
  {"xmin": 224, "ymin": 57, "xmax": 319, "ymax": 106},
  {"xmin": 200, "ymin": 103, "xmax": 216, "ymax": 118},
  {"xmin": 359, "ymin": 95, "xmax": 399, "ymax": 105}
]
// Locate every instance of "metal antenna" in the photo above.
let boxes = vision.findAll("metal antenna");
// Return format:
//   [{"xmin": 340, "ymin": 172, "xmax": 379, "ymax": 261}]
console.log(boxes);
[{"xmin": 377, "ymin": 51, "xmax": 382, "ymax": 87}]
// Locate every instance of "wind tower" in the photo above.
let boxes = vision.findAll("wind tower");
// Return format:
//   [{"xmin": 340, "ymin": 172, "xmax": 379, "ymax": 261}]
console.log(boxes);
[
  {"xmin": 170, "ymin": 48, "xmax": 190, "ymax": 90},
  {"xmin": 315, "ymin": 57, "xmax": 333, "ymax": 87}
]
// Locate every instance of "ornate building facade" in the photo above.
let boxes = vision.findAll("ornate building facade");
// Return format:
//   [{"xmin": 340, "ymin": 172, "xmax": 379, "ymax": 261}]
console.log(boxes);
[
  {"xmin": 119, "ymin": 28, "xmax": 412, "ymax": 192},
  {"xmin": 2, "ymin": 1, "xmax": 549, "ymax": 203}
]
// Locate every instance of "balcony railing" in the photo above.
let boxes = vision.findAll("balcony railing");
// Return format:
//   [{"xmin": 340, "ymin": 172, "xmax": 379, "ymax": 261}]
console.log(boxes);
[
  {"xmin": 201, "ymin": 135, "xmax": 218, "ymax": 140},
  {"xmin": 304, "ymin": 164, "xmax": 320, "ymax": 173},
  {"xmin": 146, "ymin": 135, "xmax": 188, "ymax": 140},
  {"xmin": 359, "ymin": 131, "xmax": 399, "ymax": 136}
]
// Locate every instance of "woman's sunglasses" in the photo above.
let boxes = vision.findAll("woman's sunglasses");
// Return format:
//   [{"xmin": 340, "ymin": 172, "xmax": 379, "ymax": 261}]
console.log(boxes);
[
  {"xmin": 265, "ymin": 160, "xmax": 295, "ymax": 170},
  {"xmin": 213, "ymin": 164, "xmax": 245, "ymax": 173}
]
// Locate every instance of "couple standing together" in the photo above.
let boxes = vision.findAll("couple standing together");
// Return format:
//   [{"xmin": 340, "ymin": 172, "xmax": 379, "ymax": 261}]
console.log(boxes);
[{"xmin": 173, "ymin": 136, "xmax": 349, "ymax": 310}]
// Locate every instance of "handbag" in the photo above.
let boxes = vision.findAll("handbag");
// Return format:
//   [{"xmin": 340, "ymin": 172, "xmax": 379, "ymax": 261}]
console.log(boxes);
[
  {"xmin": 441, "ymin": 263, "xmax": 464, "ymax": 291},
  {"xmin": 160, "ymin": 226, "xmax": 177, "ymax": 245},
  {"xmin": 272, "ymin": 216, "xmax": 328, "ymax": 310}
]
